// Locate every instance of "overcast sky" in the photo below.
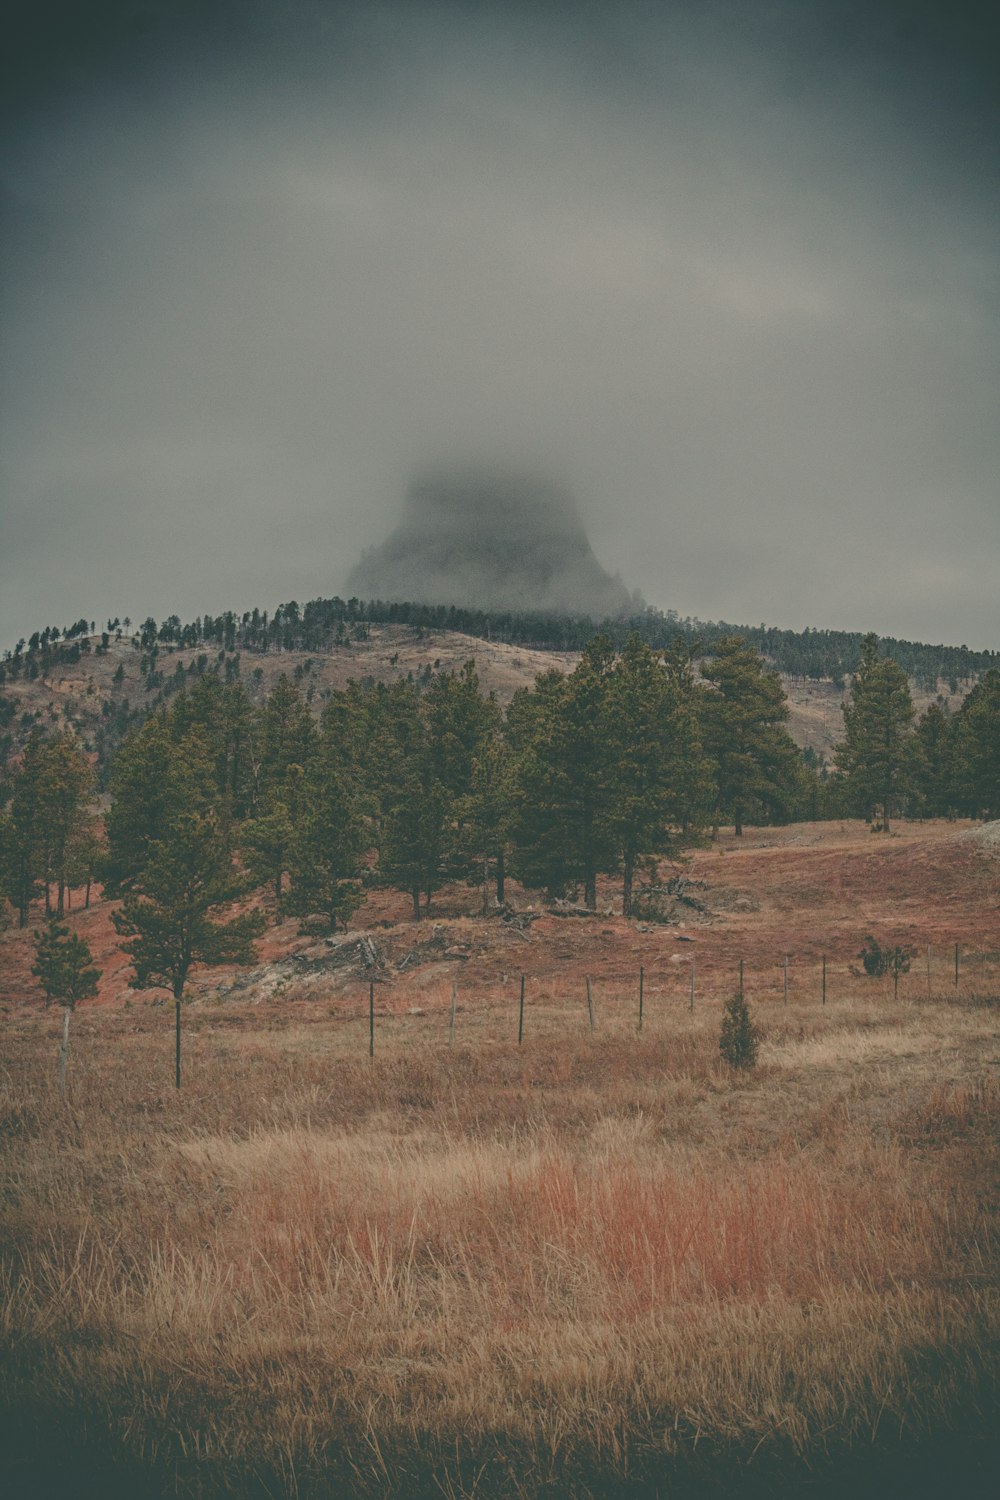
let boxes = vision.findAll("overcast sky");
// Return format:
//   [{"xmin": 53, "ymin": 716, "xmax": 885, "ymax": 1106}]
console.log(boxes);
[{"xmin": 2, "ymin": 0, "xmax": 998, "ymax": 652}]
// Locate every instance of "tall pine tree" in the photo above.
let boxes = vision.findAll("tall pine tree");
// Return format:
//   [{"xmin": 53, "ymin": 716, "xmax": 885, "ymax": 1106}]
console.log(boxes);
[{"xmin": 835, "ymin": 634, "xmax": 915, "ymax": 831}]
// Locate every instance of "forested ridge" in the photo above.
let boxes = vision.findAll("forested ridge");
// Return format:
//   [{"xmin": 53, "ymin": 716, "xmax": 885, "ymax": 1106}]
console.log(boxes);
[
  {"xmin": 3, "ymin": 593, "xmax": 996, "ymax": 690},
  {"xmin": 2, "ymin": 627, "xmax": 998, "ymax": 1004}
]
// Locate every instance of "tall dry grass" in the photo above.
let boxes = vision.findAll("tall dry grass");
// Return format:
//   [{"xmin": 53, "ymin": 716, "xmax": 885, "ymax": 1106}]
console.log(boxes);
[{"xmin": 1, "ymin": 989, "xmax": 998, "ymax": 1497}]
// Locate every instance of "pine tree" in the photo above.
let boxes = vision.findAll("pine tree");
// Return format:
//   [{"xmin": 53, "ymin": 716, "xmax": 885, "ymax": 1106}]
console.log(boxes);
[
  {"xmin": 835, "ymin": 634, "xmax": 915, "ymax": 831},
  {"xmin": 606, "ymin": 634, "xmax": 711, "ymax": 915},
  {"xmin": 32, "ymin": 919, "xmax": 100, "ymax": 1008},
  {"xmin": 103, "ymin": 713, "xmax": 178, "ymax": 894},
  {"xmin": 32, "ymin": 918, "xmax": 100, "ymax": 1095},
  {"xmin": 700, "ymin": 637, "xmax": 799, "ymax": 836},
  {"xmin": 255, "ymin": 676, "xmax": 317, "ymax": 806},
  {"xmin": 112, "ymin": 809, "xmax": 264, "ymax": 1001},
  {"xmin": 381, "ymin": 774, "xmax": 449, "ymax": 920},
  {"xmin": 509, "ymin": 640, "xmax": 619, "ymax": 908},
  {"xmin": 0, "ymin": 731, "xmax": 46, "ymax": 926},
  {"xmin": 461, "ymin": 730, "xmax": 517, "ymax": 906},
  {"xmin": 952, "ymin": 670, "xmax": 1000, "ymax": 818},
  {"xmin": 36, "ymin": 732, "xmax": 95, "ymax": 916},
  {"xmin": 282, "ymin": 749, "xmax": 364, "ymax": 933},
  {"xmin": 911, "ymin": 700, "xmax": 956, "ymax": 818},
  {"xmin": 719, "ymin": 990, "xmax": 760, "ymax": 1070}
]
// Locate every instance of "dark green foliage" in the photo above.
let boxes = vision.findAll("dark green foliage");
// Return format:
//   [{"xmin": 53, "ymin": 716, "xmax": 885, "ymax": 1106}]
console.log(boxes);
[
  {"xmin": 700, "ymin": 636, "xmax": 801, "ymax": 836},
  {"xmin": 112, "ymin": 810, "xmax": 265, "ymax": 1001},
  {"xmin": 910, "ymin": 700, "xmax": 956, "ymax": 818},
  {"xmin": 606, "ymin": 635, "xmax": 711, "ymax": 913},
  {"xmin": 835, "ymin": 635, "xmax": 915, "ymax": 832},
  {"xmin": 858, "ymin": 935, "xmax": 914, "ymax": 978},
  {"xmin": 719, "ymin": 991, "xmax": 760, "ymax": 1070},
  {"xmin": 31, "ymin": 919, "xmax": 99, "ymax": 1008},
  {"xmin": 952, "ymin": 669, "xmax": 1000, "ymax": 818},
  {"xmin": 281, "ymin": 745, "xmax": 364, "ymax": 933},
  {"xmin": 509, "ymin": 646, "xmax": 619, "ymax": 907}
]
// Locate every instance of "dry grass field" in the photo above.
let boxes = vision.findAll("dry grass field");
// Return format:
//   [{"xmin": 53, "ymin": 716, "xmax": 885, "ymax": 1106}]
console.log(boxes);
[{"xmin": 2, "ymin": 820, "xmax": 999, "ymax": 1497}]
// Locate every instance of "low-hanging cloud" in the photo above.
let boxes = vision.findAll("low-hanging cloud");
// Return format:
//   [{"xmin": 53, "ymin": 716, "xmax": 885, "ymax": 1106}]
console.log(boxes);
[{"xmin": 1, "ymin": 1, "xmax": 997, "ymax": 648}]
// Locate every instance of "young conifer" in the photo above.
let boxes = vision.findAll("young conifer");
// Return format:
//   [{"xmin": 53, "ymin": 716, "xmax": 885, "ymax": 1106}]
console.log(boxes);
[{"xmin": 719, "ymin": 990, "xmax": 760, "ymax": 1070}]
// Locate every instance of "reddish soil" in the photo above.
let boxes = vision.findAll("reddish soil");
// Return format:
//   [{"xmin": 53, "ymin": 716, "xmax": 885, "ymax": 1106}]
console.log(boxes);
[{"xmin": 3, "ymin": 819, "xmax": 997, "ymax": 1016}]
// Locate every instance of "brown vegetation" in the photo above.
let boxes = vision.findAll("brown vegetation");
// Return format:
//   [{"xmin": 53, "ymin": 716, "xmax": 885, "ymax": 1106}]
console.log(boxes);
[{"xmin": 1, "ymin": 820, "xmax": 998, "ymax": 1497}]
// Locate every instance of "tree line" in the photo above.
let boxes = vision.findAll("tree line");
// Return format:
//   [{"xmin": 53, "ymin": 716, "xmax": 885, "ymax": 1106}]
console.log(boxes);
[
  {"xmin": 3, "ymin": 595, "xmax": 995, "ymax": 694},
  {"xmin": 1, "ymin": 634, "xmax": 998, "ymax": 1012}
]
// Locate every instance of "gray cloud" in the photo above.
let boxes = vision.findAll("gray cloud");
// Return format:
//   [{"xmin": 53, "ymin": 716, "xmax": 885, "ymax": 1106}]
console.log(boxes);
[{"xmin": 2, "ymin": 1, "xmax": 998, "ymax": 649}]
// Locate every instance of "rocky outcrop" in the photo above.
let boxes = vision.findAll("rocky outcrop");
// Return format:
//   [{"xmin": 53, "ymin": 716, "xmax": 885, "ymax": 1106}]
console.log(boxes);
[{"xmin": 344, "ymin": 467, "xmax": 636, "ymax": 618}]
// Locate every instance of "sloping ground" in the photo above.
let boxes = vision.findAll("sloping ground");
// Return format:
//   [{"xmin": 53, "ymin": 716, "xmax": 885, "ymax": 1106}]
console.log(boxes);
[
  {"xmin": 2, "ymin": 624, "xmax": 970, "ymax": 764},
  {"xmin": 3, "ymin": 819, "xmax": 997, "ymax": 1017},
  {"xmin": 1, "ymin": 819, "xmax": 998, "ymax": 1500}
]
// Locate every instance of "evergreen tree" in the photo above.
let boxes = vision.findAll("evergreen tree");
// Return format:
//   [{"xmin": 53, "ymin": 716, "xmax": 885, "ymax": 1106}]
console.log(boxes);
[
  {"xmin": 112, "ymin": 808, "xmax": 264, "ymax": 1001},
  {"xmin": 103, "ymin": 712, "xmax": 178, "ymax": 894},
  {"xmin": 32, "ymin": 918, "xmax": 100, "ymax": 1094},
  {"xmin": 424, "ymin": 661, "xmax": 495, "ymax": 802},
  {"xmin": 835, "ymin": 634, "xmax": 915, "ymax": 831},
  {"xmin": 606, "ymin": 635, "xmax": 711, "ymax": 915},
  {"xmin": 36, "ymin": 731, "xmax": 95, "ymax": 916},
  {"xmin": 242, "ymin": 778, "xmax": 301, "ymax": 910},
  {"xmin": 461, "ymin": 729, "xmax": 517, "ymax": 906},
  {"xmin": 381, "ymin": 773, "xmax": 449, "ymax": 920},
  {"xmin": 0, "ymin": 731, "xmax": 46, "ymax": 926},
  {"xmin": 509, "ymin": 648, "xmax": 618, "ymax": 907},
  {"xmin": 719, "ymin": 990, "xmax": 760, "ymax": 1070},
  {"xmin": 700, "ymin": 637, "xmax": 799, "ymax": 836},
  {"xmin": 254, "ymin": 676, "xmax": 316, "ymax": 806},
  {"xmin": 282, "ymin": 749, "xmax": 364, "ymax": 932},
  {"xmin": 32, "ymin": 919, "xmax": 100, "ymax": 1009},
  {"xmin": 911, "ymin": 700, "xmax": 956, "ymax": 818},
  {"xmin": 952, "ymin": 669, "xmax": 1000, "ymax": 818}
]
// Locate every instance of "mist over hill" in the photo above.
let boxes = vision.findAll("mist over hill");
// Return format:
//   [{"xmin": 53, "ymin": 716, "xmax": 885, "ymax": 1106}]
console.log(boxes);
[{"xmin": 343, "ymin": 469, "xmax": 636, "ymax": 619}]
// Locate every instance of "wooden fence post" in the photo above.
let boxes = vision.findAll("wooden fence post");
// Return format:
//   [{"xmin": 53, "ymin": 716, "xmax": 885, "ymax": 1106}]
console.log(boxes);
[
  {"xmin": 58, "ymin": 1006, "xmax": 71, "ymax": 1096},
  {"xmin": 175, "ymin": 1000, "xmax": 181, "ymax": 1089},
  {"xmin": 518, "ymin": 974, "xmax": 525, "ymax": 1045},
  {"xmin": 586, "ymin": 975, "xmax": 595, "ymax": 1032},
  {"xmin": 449, "ymin": 983, "xmax": 457, "ymax": 1047},
  {"xmin": 638, "ymin": 966, "xmax": 644, "ymax": 1031}
]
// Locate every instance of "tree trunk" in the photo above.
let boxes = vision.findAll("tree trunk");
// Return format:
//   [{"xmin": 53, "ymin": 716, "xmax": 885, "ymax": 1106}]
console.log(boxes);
[
  {"xmin": 45, "ymin": 883, "xmax": 51, "ymax": 916},
  {"xmin": 734, "ymin": 808, "xmax": 743, "ymax": 837},
  {"xmin": 496, "ymin": 850, "xmax": 505, "ymax": 906},
  {"xmin": 274, "ymin": 869, "xmax": 282, "ymax": 907},
  {"xmin": 85, "ymin": 876, "xmax": 91, "ymax": 909},
  {"xmin": 584, "ymin": 871, "xmax": 596, "ymax": 910},
  {"xmin": 411, "ymin": 888, "xmax": 421, "ymax": 921},
  {"xmin": 58, "ymin": 1006, "xmax": 71, "ymax": 1095},
  {"xmin": 57, "ymin": 877, "xmax": 65, "ymax": 917}
]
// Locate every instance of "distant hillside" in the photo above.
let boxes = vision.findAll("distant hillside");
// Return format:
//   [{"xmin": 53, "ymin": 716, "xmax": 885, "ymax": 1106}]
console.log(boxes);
[{"xmin": 1, "ymin": 597, "xmax": 993, "ymax": 786}]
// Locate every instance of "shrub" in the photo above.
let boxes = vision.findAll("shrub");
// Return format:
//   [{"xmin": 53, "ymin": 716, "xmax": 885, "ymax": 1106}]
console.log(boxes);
[
  {"xmin": 858, "ymin": 935, "xmax": 914, "ymax": 978},
  {"xmin": 719, "ymin": 991, "xmax": 760, "ymax": 1070}
]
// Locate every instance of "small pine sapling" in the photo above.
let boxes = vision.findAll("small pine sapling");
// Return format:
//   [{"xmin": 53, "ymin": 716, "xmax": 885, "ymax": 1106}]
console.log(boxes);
[
  {"xmin": 719, "ymin": 990, "xmax": 760, "ymax": 1070},
  {"xmin": 32, "ymin": 918, "xmax": 100, "ymax": 1093}
]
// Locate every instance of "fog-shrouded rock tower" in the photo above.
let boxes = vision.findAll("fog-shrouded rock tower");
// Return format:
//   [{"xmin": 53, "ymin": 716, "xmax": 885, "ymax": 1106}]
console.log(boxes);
[{"xmin": 344, "ymin": 468, "xmax": 637, "ymax": 617}]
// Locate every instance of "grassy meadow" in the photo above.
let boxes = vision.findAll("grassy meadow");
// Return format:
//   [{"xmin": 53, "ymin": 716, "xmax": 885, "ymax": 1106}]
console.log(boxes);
[{"xmin": 2, "ymin": 973, "xmax": 999, "ymax": 1498}]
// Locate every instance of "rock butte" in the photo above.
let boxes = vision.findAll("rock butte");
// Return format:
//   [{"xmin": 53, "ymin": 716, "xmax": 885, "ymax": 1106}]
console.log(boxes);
[{"xmin": 344, "ymin": 469, "xmax": 637, "ymax": 618}]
